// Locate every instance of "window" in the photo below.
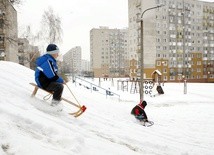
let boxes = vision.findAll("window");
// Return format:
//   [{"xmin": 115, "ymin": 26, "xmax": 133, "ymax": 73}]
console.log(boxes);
[
  {"xmin": 197, "ymin": 68, "xmax": 201, "ymax": 72},
  {"xmin": 157, "ymin": 61, "xmax": 160, "ymax": 66},
  {"xmin": 197, "ymin": 61, "xmax": 201, "ymax": 65}
]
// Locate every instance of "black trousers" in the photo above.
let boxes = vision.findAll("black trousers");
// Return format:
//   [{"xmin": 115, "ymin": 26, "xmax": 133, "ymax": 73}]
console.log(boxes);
[{"xmin": 45, "ymin": 82, "xmax": 64, "ymax": 101}]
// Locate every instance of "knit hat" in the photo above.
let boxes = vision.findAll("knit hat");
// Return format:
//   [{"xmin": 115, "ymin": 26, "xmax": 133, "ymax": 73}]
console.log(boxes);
[
  {"xmin": 142, "ymin": 100, "xmax": 147, "ymax": 108},
  {"xmin": 46, "ymin": 44, "xmax": 60, "ymax": 54}
]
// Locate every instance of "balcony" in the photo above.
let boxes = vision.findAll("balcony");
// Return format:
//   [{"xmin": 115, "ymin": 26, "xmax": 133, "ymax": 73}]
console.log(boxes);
[
  {"xmin": 185, "ymin": 6, "xmax": 190, "ymax": 11},
  {"xmin": 170, "ymin": 72, "xmax": 177, "ymax": 76},
  {"xmin": 204, "ymin": 44, "xmax": 209, "ymax": 47},
  {"xmin": 177, "ymin": 5, "xmax": 183, "ymax": 10},
  {"xmin": 169, "ymin": 42, "xmax": 176, "ymax": 46},
  {"xmin": 169, "ymin": 11, "xmax": 176, "ymax": 16},
  {"xmin": 209, "ymin": 29, "xmax": 214, "ymax": 33},
  {"xmin": 177, "ymin": 64, "xmax": 183, "ymax": 68},
  {"xmin": 169, "ymin": 26, "xmax": 176, "ymax": 30},
  {"xmin": 177, "ymin": 50, "xmax": 183, "ymax": 53},
  {"xmin": 177, "ymin": 42, "xmax": 183, "ymax": 46},
  {"xmin": 177, "ymin": 35, "xmax": 183, "ymax": 39},
  {"xmin": 170, "ymin": 34, "xmax": 176, "ymax": 38},
  {"xmin": 178, "ymin": 12, "xmax": 183, "ymax": 16},
  {"xmin": 169, "ymin": 4, "xmax": 176, "ymax": 9},
  {"xmin": 171, "ymin": 57, "xmax": 176, "ymax": 61},
  {"xmin": 170, "ymin": 50, "xmax": 176, "ymax": 53},
  {"xmin": 185, "ymin": 57, "xmax": 192, "ymax": 61}
]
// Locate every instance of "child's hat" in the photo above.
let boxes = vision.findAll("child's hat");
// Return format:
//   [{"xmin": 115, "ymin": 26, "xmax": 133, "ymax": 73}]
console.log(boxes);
[
  {"xmin": 46, "ymin": 44, "xmax": 59, "ymax": 54},
  {"xmin": 142, "ymin": 100, "xmax": 147, "ymax": 107}
]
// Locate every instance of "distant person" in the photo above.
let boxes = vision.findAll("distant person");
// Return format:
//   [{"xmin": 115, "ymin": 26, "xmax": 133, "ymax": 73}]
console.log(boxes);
[
  {"xmin": 131, "ymin": 100, "xmax": 148, "ymax": 122},
  {"xmin": 106, "ymin": 88, "xmax": 113, "ymax": 96},
  {"xmin": 35, "ymin": 44, "xmax": 65, "ymax": 106}
]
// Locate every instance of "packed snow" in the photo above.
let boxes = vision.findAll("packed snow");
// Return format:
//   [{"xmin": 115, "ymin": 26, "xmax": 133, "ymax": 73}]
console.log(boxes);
[{"xmin": 0, "ymin": 61, "xmax": 214, "ymax": 155}]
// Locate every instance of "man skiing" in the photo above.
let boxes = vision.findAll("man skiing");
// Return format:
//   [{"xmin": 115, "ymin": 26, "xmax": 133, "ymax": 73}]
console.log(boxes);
[
  {"xmin": 35, "ymin": 44, "xmax": 65, "ymax": 106},
  {"xmin": 131, "ymin": 100, "xmax": 148, "ymax": 122}
]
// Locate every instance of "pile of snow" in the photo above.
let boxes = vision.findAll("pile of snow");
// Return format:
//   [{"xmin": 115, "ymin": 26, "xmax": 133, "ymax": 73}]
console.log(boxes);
[{"xmin": 0, "ymin": 61, "xmax": 214, "ymax": 155}]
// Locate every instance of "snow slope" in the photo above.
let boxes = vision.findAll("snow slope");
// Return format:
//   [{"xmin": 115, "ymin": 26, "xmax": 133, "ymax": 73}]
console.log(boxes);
[{"xmin": 0, "ymin": 61, "xmax": 214, "ymax": 155}]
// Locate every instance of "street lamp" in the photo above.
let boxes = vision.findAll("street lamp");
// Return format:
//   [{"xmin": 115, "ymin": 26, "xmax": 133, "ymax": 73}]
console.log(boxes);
[
  {"xmin": 140, "ymin": 4, "xmax": 165, "ymax": 101},
  {"xmin": 161, "ymin": 61, "xmax": 165, "ymax": 84}
]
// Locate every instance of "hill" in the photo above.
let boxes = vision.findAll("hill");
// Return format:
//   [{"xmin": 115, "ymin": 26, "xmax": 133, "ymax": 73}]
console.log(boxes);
[{"xmin": 0, "ymin": 61, "xmax": 214, "ymax": 155}]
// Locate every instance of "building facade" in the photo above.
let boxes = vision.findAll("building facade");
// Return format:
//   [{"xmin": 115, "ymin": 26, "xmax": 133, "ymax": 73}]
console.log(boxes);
[
  {"xmin": 81, "ymin": 59, "xmax": 90, "ymax": 72},
  {"xmin": 63, "ymin": 46, "xmax": 82, "ymax": 76},
  {"xmin": 90, "ymin": 26, "xmax": 129, "ymax": 78},
  {"xmin": 81, "ymin": 59, "xmax": 92, "ymax": 77},
  {"xmin": 18, "ymin": 38, "xmax": 39, "ymax": 69},
  {"xmin": 128, "ymin": 0, "xmax": 214, "ymax": 82},
  {"xmin": 0, "ymin": 0, "xmax": 18, "ymax": 63}
]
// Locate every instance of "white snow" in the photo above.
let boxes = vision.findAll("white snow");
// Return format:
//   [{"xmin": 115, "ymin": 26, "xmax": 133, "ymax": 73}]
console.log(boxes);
[{"xmin": 0, "ymin": 61, "xmax": 214, "ymax": 155}]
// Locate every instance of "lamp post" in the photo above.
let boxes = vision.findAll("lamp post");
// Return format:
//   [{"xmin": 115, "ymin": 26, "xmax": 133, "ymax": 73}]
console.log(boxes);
[
  {"xmin": 207, "ymin": 63, "xmax": 211, "ymax": 82},
  {"xmin": 140, "ymin": 4, "xmax": 165, "ymax": 101},
  {"xmin": 182, "ymin": 0, "xmax": 187, "ymax": 94},
  {"xmin": 161, "ymin": 61, "xmax": 165, "ymax": 84}
]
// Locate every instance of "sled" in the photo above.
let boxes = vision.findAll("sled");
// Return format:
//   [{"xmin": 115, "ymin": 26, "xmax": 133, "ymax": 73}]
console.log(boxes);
[
  {"xmin": 30, "ymin": 83, "xmax": 86, "ymax": 117},
  {"xmin": 140, "ymin": 120, "xmax": 154, "ymax": 127}
]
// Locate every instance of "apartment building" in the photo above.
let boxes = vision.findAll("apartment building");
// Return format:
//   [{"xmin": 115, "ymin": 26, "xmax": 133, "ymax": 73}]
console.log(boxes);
[
  {"xmin": 18, "ymin": 38, "xmax": 30, "ymax": 68},
  {"xmin": 81, "ymin": 59, "xmax": 92, "ymax": 77},
  {"xmin": 128, "ymin": 0, "xmax": 214, "ymax": 82},
  {"xmin": 81, "ymin": 59, "xmax": 90, "ymax": 72},
  {"xmin": 63, "ymin": 46, "xmax": 82, "ymax": 75},
  {"xmin": 0, "ymin": 0, "xmax": 18, "ymax": 63},
  {"xmin": 90, "ymin": 26, "xmax": 129, "ymax": 78},
  {"xmin": 18, "ymin": 38, "xmax": 39, "ymax": 69}
]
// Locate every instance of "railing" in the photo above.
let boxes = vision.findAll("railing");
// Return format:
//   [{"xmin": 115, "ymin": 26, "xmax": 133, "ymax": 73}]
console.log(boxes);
[{"xmin": 74, "ymin": 76, "xmax": 120, "ymax": 101}]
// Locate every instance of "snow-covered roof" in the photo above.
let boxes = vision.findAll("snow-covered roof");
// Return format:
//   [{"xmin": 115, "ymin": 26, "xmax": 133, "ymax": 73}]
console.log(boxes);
[{"xmin": 151, "ymin": 69, "xmax": 162, "ymax": 76}]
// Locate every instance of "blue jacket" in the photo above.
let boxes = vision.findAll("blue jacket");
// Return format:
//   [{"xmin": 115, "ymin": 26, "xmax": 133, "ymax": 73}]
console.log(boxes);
[{"xmin": 35, "ymin": 54, "xmax": 64, "ymax": 89}]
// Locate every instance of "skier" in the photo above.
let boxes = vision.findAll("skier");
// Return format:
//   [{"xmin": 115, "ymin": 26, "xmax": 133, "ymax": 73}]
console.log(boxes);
[
  {"xmin": 35, "ymin": 44, "xmax": 65, "ymax": 106},
  {"xmin": 131, "ymin": 100, "xmax": 148, "ymax": 122}
]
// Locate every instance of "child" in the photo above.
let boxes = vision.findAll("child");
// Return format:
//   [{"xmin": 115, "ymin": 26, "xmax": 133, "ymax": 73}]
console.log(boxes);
[
  {"xmin": 131, "ymin": 100, "xmax": 148, "ymax": 122},
  {"xmin": 35, "ymin": 44, "xmax": 65, "ymax": 106}
]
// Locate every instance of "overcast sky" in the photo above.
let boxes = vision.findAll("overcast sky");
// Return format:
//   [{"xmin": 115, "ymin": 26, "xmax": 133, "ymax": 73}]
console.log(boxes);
[
  {"xmin": 17, "ymin": 0, "xmax": 128, "ymax": 60},
  {"xmin": 17, "ymin": 0, "xmax": 213, "ymax": 60}
]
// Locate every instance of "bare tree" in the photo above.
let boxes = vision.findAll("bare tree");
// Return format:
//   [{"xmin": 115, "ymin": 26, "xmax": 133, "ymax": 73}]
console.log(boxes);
[
  {"xmin": 19, "ymin": 25, "xmax": 40, "ymax": 63},
  {"xmin": 9, "ymin": 0, "xmax": 22, "ymax": 5},
  {"xmin": 39, "ymin": 7, "xmax": 63, "ymax": 44},
  {"xmin": 20, "ymin": 25, "xmax": 39, "ymax": 44}
]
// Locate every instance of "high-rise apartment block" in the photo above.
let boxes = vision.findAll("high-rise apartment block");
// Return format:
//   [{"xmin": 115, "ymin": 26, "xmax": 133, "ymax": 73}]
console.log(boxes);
[
  {"xmin": 63, "ymin": 46, "xmax": 82, "ymax": 75},
  {"xmin": 0, "ymin": 0, "xmax": 18, "ymax": 63},
  {"xmin": 90, "ymin": 26, "xmax": 129, "ymax": 78},
  {"xmin": 81, "ymin": 59, "xmax": 90, "ymax": 72},
  {"xmin": 128, "ymin": 0, "xmax": 214, "ymax": 82}
]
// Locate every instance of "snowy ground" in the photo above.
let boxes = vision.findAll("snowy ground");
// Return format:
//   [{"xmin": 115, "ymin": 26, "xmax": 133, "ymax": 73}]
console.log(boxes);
[{"xmin": 0, "ymin": 61, "xmax": 214, "ymax": 155}]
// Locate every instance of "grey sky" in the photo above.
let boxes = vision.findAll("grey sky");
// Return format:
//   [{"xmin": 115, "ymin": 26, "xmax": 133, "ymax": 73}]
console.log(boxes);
[
  {"xmin": 17, "ymin": 0, "xmax": 128, "ymax": 60},
  {"xmin": 17, "ymin": 0, "xmax": 213, "ymax": 60}
]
